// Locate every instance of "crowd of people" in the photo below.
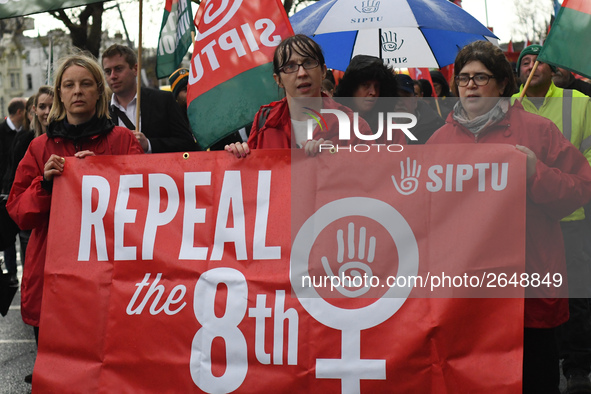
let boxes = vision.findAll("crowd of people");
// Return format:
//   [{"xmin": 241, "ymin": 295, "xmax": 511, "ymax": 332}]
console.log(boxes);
[{"xmin": 2, "ymin": 34, "xmax": 591, "ymax": 394}]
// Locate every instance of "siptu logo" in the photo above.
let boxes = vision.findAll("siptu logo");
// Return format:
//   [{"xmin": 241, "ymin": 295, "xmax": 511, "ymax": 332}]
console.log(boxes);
[
  {"xmin": 195, "ymin": 0, "xmax": 244, "ymax": 41},
  {"xmin": 355, "ymin": 0, "xmax": 380, "ymax": 13},
  {"xmin": 392, "ymin": 158, "xmax": 421, "ymax": 195},
  {"xmin": 381, "ymin": 31, "xmax": 403, "ymax": 52}
]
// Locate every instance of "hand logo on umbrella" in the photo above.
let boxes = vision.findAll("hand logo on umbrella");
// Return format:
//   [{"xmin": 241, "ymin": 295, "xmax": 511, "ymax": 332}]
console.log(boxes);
[
  {"xmin": 355, "ymin": 0, "xmax": 380, "ymax": 14},
  {"xmin": 381, "ymin": 31, "xmax": 404, "ymax": 52}
]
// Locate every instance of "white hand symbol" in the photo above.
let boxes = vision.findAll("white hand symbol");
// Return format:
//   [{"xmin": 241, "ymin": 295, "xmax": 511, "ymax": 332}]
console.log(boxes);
[
  {"xmin": 321, "ymin": 222, "xmax": 376, "ymax": 297},
  {"xmin": 392, "ymin": 157, "xmax": 421, "ymax": 195}
]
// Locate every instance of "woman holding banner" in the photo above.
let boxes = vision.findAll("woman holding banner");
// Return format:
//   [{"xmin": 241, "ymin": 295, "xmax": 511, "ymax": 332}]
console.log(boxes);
[
  {"xmin": 225, "ymin": 34, "xmax": 378, "ymax": 157},
  {"xmin": 427, "ymin": 40, "xmax": 591, "ymax": 394},
  {"xmin": 6, "ymin": 53, "xmax": 143, "ymax": 381}
]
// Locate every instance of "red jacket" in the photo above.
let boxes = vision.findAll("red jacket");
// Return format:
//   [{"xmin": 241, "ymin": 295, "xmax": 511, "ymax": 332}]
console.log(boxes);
[
  {"xmin": 7, "ymin": 124, "xmax": 143, "ymax": 327},
  {"xmin": 247, "ymin": 96, "xmax": 405, "ymax": 149},
  {"xmin": 428, "ymin": 102, "xmax": 591, "ymax": 328}
]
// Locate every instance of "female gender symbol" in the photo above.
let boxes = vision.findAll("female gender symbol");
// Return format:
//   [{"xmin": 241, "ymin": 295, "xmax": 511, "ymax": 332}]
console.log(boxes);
[{"xmin": 290, "ymin": 197, "xmax": 419, "ymax": 393}]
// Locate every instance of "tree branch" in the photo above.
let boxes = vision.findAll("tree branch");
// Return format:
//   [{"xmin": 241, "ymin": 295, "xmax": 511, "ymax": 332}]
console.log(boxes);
[{"xmin": 50, "ymin": 9, "xmax": 75, "ymax": 30}]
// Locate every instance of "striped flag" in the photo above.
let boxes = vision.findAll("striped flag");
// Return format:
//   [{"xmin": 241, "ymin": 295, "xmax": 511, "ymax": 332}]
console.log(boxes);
[
  {"xmin": 187, "ymin": 0, "xmax": 293, "ymax": 149},
  {"xmin": 538, "ymin": 0, "xmax": 591, "ymax": 78},
  {"xmin": 156, "ymin": 0, "xmax": 195, "ymax": 79}
]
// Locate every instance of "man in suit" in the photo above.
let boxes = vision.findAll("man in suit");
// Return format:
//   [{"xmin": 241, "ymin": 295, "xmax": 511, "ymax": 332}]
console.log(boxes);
[
  {"xmin": 101, "ymin": 44, "xmax": 200, "ymax": 153},
  {"xmin": 0, "ymin": 98, "xmax": 26, "ymax": 285}
]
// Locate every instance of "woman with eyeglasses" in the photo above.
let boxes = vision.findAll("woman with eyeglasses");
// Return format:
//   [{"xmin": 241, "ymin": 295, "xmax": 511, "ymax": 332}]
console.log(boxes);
[
  {"xmin": 427, "ymin": 40, "xmax": 591, "ymax": 394},
  {"xmin": 225, "ymin": 34, "xmax": 372, "ymax": 157}
]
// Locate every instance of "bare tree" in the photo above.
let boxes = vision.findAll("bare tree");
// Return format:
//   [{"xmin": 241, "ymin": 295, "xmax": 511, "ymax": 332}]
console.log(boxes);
[
  {"xmin": 49, "ymin": 2, "xmax": 105, "ymax": 58},
  {"xmin": 512, "ymin": 0, "xmax": 552, "ymax": 43},
  {"xmin": 44, "ymin": 0, "xmax": 317, "ymax": 60}
]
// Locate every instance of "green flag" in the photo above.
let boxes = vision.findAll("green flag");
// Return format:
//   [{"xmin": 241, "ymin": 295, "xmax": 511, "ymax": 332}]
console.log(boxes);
[
  {"xmin": 156, "ymin": 0, "xmax": 195, "ymax": 79},
  {"xmin": 0, "ymin": 0, "xmax": 106, "ymax": 19},
  {"xmin": 538, "ymin": 0, "xmax": 591, "ymax": 79}
]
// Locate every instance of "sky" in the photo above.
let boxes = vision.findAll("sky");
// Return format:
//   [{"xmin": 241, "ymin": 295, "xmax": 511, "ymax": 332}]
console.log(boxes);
[{"xmin": 25, "ymin": 0, "xmax": 556, "ymax": 48}]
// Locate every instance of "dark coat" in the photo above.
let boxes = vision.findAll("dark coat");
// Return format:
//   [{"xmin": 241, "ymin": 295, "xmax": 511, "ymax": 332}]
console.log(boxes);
[
  {"xmin": 110, "ymin": 87, "xmax": 200, "ymax": 153},
  {"xmin": 407, "ymin": 101, "xmax": 445, "ymax": 145},
  {"xmin": 566, "ymin": 78, "xmax": 591, "ymax": 97},
  {"xmin": 0, "ymin": 119, "xmax": 17, "ymax": 194}
]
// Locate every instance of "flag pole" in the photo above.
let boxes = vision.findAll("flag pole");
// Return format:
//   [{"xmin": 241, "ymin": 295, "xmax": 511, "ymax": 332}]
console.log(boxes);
[
  {"xmin": 47, "ymin": 37, "xmax": 53, "ymax": 85},
  {"xmin": 518, "ymin": 60, "xmax": 539, "ymax": 100},
  {"xmin": 136, "ymin": 0, "xmax": 143, "ymax": 129}
]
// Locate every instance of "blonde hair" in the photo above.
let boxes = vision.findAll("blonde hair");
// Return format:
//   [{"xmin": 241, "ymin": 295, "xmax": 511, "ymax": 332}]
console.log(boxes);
[
  {"xmin": 49, "ymin": 53, "xmax": 110, "ymax": 123},
  {"xmin": 32, "ymin": 85, "xmax": 54, "ymax": 137}
]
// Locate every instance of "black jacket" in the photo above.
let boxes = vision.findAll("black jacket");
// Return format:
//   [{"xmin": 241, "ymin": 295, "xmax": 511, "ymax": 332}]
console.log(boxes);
[
  {"xmin": 110, "ymin": 87, "xmax": 200, "ymax": 153},
  {"xmin": 0, "ymin": 120, "xmax": 17, "ymax": 194},
  {"xmin": 408, "ymin": 101, "xmax": 445, "ymax": 145}
]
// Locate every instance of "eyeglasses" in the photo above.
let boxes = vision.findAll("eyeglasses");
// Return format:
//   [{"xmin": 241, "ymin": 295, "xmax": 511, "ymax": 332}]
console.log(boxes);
[
  {"xmin": 455, "ymin": 73, "xmax": 495, "ymax": 87},
  {"xmin": 280, "ymin": 59, "xmax": 320, "ymax": 74}
]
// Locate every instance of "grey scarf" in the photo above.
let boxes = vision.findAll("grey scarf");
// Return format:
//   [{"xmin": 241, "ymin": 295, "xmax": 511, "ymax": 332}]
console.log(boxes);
[{"xmin": 452, "ymin": 98, "xmax": 510, "ymax": 135}]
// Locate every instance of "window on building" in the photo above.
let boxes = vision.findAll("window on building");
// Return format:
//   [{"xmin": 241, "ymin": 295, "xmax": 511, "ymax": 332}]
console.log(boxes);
[
  {"xmin": 10, "ymin": 73, "xmax": 20, "ymax": 89},
  {"xmin": 26, "ymin": 74, "xmax": 32, "ymax": 90}
]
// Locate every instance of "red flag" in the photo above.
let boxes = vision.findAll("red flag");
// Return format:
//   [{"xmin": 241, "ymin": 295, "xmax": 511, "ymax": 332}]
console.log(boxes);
[
  {"xmin": 507, "ymin": 39, "xmax": 514, "ymax": 53},
  {"xmin": 187, "ymin": 0, "xmax": 294, "ymax": 149},
  {"xmin": 408, "ymin": 68, "xmax": 436, "ymax": 97}
]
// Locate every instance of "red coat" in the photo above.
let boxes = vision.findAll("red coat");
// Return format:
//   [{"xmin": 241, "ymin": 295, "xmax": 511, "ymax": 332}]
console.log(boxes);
[
  {"xmin": 7, "ymin": 125, "xmax": 143, "ymax": 327},
  {"xmin": 427, "ymin": 102, "xmax": 591, "ymax": 328},
  {"xmin": 247, "ymin": 96, "xmax": 406, "ymax": 149}
]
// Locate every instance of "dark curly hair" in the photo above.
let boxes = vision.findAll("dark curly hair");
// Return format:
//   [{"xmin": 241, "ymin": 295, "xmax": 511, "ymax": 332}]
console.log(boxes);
[
  {"xmin": 334, "ymin": 55, "xmax": 398, "ymax": 98},
  {"xmin": 451, "ymin": 40, "xmax": 516, "ymax": 97}
]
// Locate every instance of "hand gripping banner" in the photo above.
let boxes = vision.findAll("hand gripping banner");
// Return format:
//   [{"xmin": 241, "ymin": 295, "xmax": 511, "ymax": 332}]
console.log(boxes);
[{"xmin": 37, "ymin": 146, "xmax": 526, "ymax": 393}]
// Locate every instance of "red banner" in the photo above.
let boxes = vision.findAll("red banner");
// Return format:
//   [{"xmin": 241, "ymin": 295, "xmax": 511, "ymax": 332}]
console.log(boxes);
[{"xmin": 36, "ymin": 146, "xmax": 525, "ymax": 392}]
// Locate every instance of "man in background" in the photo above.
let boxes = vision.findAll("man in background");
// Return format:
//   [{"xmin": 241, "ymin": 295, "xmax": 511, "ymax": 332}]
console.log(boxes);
[
  {"xmin": 102, "ymin": 44, "xmax": 200, "ymax": 153},
  {"xmin": 0, "ymin": 98, "xmax": 27, "ymax": 285},
  {"xmin": 553, "ymin": 67, "xmax": 591, "ymax": 97},
  {"xmin": 514, "ymin": 44, "xmax": 591, "ymax": 394},
  {"xmin": 168, "ymin": 67, "xmax": 189, "ymax": 119}
]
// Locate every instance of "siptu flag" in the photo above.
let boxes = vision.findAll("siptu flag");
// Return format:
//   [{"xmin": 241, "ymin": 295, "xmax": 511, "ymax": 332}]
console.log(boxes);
[
  {"xmin": 187, "ymin": 0, "xmax": 293, "ymax": 149},
  {"xmin": 156, "ymin": 0, "xmax": 195, "ymax": 79},
  {"xmin": 538, "ymin": 0, "xmax": 591, "ymax": 78},
  {"xmin": 0, "ymin": 0, "xmax": 106, "ymax": 19}
]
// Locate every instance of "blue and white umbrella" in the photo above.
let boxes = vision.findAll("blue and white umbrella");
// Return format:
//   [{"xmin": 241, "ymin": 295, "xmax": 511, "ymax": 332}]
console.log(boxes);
[{"xmin": 290, "ymin": 0, "xmax": 498, "ymax": 71}]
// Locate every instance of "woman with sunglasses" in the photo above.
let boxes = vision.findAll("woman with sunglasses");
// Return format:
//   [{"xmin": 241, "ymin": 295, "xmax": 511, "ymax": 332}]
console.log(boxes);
[
  {"xmin": 226, "ymin": 34, "xmax": 373, "ymax": 157},
  {"xmin": 427, "ymin": 40, "xmax": 591, "ymax": 394}
]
